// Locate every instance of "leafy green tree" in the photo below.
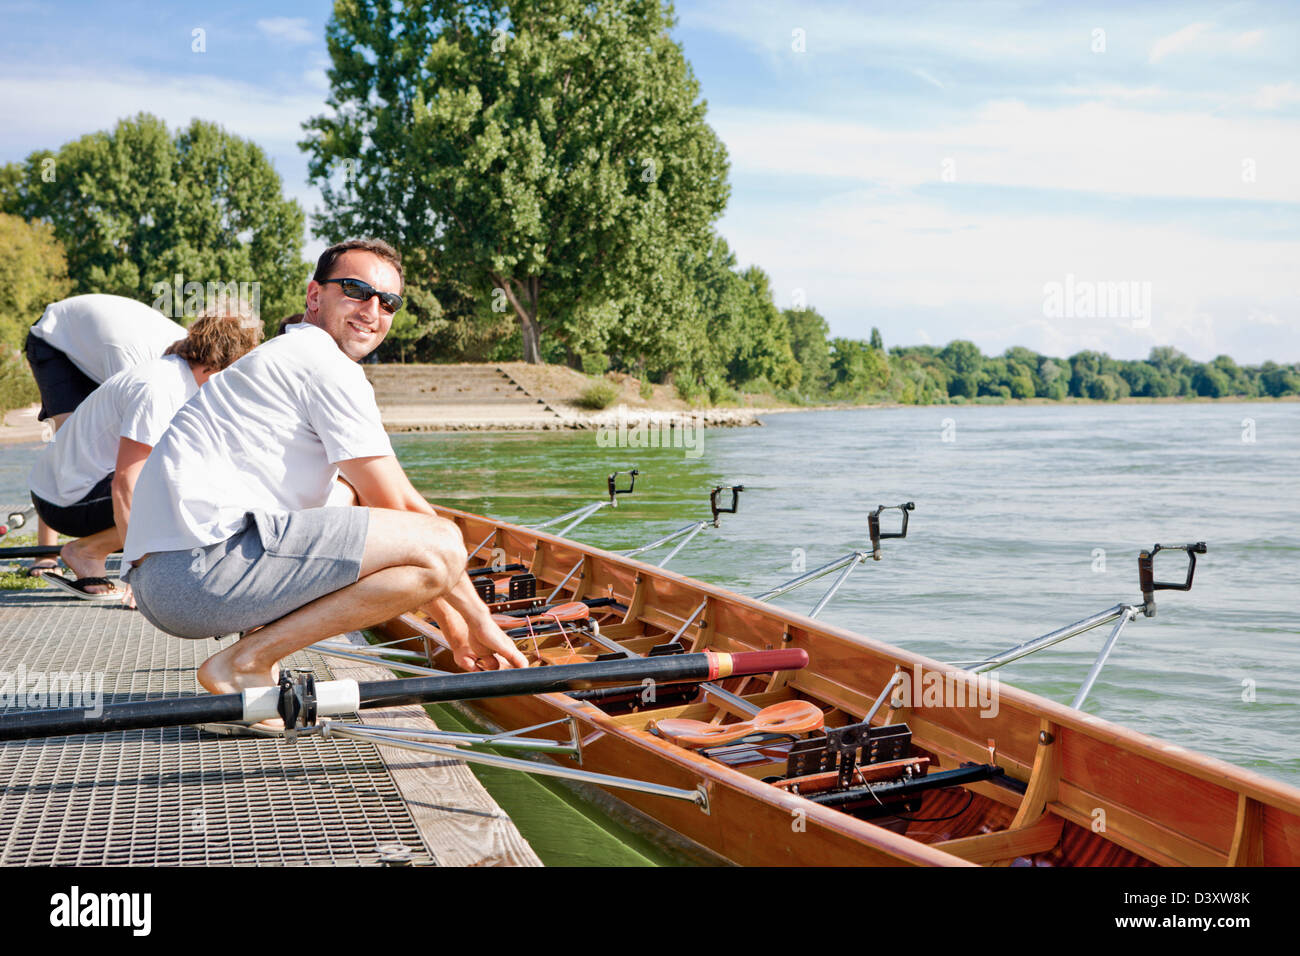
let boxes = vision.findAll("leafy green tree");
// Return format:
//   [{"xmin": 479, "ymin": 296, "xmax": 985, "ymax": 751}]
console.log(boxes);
[
  {"xmin": 892, "ymin": 345, "xmax": 952, "ymax": 397},
  {"xmin": 1191, "ymin": 363, "xmax": 1231, "ymax": 398},
  {"xmin": 1068, "ymin": 350, "xmax": 1108, "ymax": 398},
  {"xmin": 784, "ymin": 306, "xmax": 833, "ymax": 395},
  {"xmin": 830, "ymin": 338, "xmax": 890, "ymax": 397},
  {"xmin": 1210, "ymin": 355, "xmax": 1253, "ymax": 396},
  {"xmin": 941, "ymin": 340, "xmax": 983, "ymax": 398},
  {"xmin": 978, "ymin": 356, "xmax": 1007, "ymax": 396},
  {"xmin": 1003, "ymin": 347, "xmax": 1043, "ymax": 392},
  {"xmin": 609, "ymin": 233, "xmax": 739, "ymax": 395},
  {"xmin": 721, "ymin": 266, "xmax": 799, "ymax": 389},
  {"xmin": 2, "ymin": 113, "xmax": 309, "ymax": 333},
  {"xmin": 1259, "ymin": 362, "xmax": 1300, "ymax": 397},
  {"xmin": 1147, "ymin": 346, "xmax": 1193, "ymax": 386},
  {"xmin": 1036, "ymin": 358, "xmax": 1069, "ymax": 400},
  {"xmin": 1006, "ymin": 363, "xmax": 1036, "ymax": 398},
  {"xmin": 981, "ymin": 355, "xmax": 1034, "ymax": 398},
  {"xmin": 887, "ymin": 355, "xmax": 948, "ymax": 404},
  {"xmin": 1088, "ymin": 372, "xmax": 1129, "ymax": 400},
  {"xmin": 302, "ymin": 0, "xmax": 730, "ymax": 363},
  {"xmin": 0, "ymin": 213, "xmax": 72, "ymax": 350}
]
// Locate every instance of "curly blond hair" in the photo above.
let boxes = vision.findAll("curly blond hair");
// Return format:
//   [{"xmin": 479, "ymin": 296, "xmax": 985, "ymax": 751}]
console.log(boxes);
[{"xmin": 164, "ymin": 305, "xmax": 263, "ymax": 370}]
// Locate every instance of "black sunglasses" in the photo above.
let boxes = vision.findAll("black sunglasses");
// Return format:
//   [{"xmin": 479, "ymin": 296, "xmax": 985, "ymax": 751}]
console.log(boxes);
[{"xmin": 320, "ymin": 277, "xmax": 403, "ymax": 314}]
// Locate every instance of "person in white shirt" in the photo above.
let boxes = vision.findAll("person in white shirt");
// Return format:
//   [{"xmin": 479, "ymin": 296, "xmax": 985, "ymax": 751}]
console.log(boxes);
[
  {"xmin": 24, "ymin": 294, "xmax": 188, "ymax": 568},
  {"xmin": 25, "ymin": 294, "xmax": 189, "ymax": 426},
  {"xmin": 28, "ymin": 310, "xmax": 262, "ymax": 599},
  {"xmin": 124, "ymin": 239, "xmax": 527, "ymax": 701}
]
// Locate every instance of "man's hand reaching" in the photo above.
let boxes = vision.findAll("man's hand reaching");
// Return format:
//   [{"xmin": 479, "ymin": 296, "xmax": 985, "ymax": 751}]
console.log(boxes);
[{"xmin": 425, "ymin": 590, "xmax": 530, "ymax": 671}]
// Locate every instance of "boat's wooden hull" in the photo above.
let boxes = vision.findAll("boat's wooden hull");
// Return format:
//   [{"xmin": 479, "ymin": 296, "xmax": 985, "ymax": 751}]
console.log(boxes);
[{"xmin": 377, "ymin": 506, "xmax": 1300, "ymax": 867}]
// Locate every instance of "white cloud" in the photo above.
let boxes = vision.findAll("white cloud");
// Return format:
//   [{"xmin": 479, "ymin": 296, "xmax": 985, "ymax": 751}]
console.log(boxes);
[
  {"xmin": 718, "ymin": 186, "xmax": 1300, "ymax": 362},
  {"xmin": 711, "ymin": 101, "xmax": 1300, "ymax": 203},
  {"xmin": 1230, "ymin": 29, "xmax": 1265, "ymax": 51},
  {"xmin": 678, "ymin": 0, "xmax": 1084, "ymax": 64},
  {"xmin": 0, "ymin": 67, "xmax": 325, "ymax": 152},
  {"xmin": 1057, "ymin": 84, "xmax": 1168, "ymax": 102},
  {"xmin": 257, "ymin": 17, "xmax": 317, "ymax": 46},
  {"xmin": 1148, "ymin": 22, "xmax": 1211, "ymax": 63},
  {"xmin": 303, "ymin": 68, "xmax": 330, "ymax": 92},
  {"xmin": 1246, "ymin": 82, "xmax": 1300, "ymax": 111},
  {"xmin": 910, "ymin": 68, "xmax": 944, "ymax": 90}
]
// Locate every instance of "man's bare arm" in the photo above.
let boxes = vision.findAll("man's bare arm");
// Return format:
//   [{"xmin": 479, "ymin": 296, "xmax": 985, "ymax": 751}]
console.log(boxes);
[
  {"xmin": 337, "ymin": 455, "xmax": 527, "ymax": 669},
  {"xmin": 111, "ymin": 437, "xmax": 153, "ymax": 544},
  {"xmin": 336, "ymin": 455, "xmax": 435, "ymax": 514}
]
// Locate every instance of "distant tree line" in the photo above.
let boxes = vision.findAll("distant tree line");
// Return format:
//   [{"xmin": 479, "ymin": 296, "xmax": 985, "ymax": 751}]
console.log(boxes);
[{"xmin": 778, "ymin": 310, "xmax": 1300, "ymax": 404}]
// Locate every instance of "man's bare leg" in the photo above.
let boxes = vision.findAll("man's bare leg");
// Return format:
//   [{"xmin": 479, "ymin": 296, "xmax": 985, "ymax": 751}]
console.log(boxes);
[
  {"xmin": 197, "ymin": 509, "xmax": 528, "ymax": 695},
  {"xmin": 30, "ymin": 517, "xmax": 61, "ymax": 575},
  {"xmin": 36, "ymin": 518, "xmax": 58, "ymax": 549},
  {"xmin": 32, "ymin": 415, "xmax": 71, "ymax": 565},
  {"xmin": 59, "ymin": 526, "xmax": 123, "ymax": 595}
]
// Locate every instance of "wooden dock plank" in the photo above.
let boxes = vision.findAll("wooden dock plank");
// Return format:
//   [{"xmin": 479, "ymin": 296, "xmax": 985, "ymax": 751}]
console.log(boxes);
[{"xmin": 320, "ymin": 633, "xmax": 541, "ymax": 867}]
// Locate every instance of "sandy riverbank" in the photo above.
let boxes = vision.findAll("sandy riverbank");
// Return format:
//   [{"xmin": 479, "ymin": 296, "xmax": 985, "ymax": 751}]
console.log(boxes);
[{"xmin": 0, "ymin": 404, "xmax": 46, "ymax": 446}]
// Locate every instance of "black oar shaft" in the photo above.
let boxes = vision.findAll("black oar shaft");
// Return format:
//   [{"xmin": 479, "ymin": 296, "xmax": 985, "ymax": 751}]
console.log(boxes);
[
  {"xmin": 0, "ymin": 650, "xmax": 807, "ymax": 742},
  {"xmin": 360, "ymin": 652, "xmax": 737, "ymax": 709},
  {"xmin": 0, "ymin": 545, "xmax": 63, "ymax": 559},
  {"xmin": 0, "ymin": 695, "xmax": 245, "ymax": 741}
]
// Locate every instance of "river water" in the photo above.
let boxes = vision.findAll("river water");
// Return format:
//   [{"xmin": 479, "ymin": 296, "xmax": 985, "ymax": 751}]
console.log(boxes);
[{"xmin": 3, "ymin": 400, "xmax": 1296, "ymax": 863}]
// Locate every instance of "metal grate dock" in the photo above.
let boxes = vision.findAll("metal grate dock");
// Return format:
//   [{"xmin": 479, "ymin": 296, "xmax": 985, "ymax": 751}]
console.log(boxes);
[{"xmin": 0, "ymin": 587, "xmax": 533, "ymax": 866}]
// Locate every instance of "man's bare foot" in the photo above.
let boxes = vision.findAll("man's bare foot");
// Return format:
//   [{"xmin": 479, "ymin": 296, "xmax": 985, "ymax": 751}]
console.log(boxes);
[
  {"xmin": 59, "ymin": 540, "xmax": 114, "ymax": 595},
  {"xmin": 197, "ymin": 645, "xmax": 280, "ymax": 695},
  {"xmin": 27, "ymin": 559, "xmax": 59, "ymax": 577},
  {"xmin": 198, "ymin": 648, "xmax": 284, "ymax": 730}
]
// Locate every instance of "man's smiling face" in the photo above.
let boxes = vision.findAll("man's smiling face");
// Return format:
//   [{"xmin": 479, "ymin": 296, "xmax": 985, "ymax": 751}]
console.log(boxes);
[{"xmin": 304, "ymin": 249, "xmax": 401, "ymax": 361}]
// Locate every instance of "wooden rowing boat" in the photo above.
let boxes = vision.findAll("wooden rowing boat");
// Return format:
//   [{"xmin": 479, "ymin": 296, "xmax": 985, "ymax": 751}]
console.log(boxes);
[{"xmin": 376, "ymin": 503, "xmax": 1300, "ymax": 867}]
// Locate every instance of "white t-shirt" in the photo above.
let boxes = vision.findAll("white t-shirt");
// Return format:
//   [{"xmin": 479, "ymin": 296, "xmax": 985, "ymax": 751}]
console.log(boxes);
[
  {"xmin": 124, "ymin": 323, "xmax": 393, "ymax": 560},
  {"xmin": 29, "ymin": 354, "xmax": 199, "ymax": 507},
  {"xmin": 30, "ymin": 294, "xmax": 187, "ymax": 383}
]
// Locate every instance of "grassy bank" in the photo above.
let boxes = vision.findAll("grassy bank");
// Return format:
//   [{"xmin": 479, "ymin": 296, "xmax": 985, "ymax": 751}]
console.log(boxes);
[
  {"xmin": 0, "ymin": 349, "xmax": 37, "ymax": 420},
  {"xmin": 0, "ymin": 532, "xmax": 52, "ymax": 590}
]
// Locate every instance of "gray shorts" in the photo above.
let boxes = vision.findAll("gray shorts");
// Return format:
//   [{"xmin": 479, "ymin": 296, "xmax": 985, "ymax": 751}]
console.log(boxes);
[{"xmin": 127, "ymin": 507, "xmax": 370, "ymax": 639}]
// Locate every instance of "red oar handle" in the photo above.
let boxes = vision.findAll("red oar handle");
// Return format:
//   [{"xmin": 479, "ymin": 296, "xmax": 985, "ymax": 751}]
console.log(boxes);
[{"xmin": 711, "ymin": 649, "xmax": 809, "ymax": 680}]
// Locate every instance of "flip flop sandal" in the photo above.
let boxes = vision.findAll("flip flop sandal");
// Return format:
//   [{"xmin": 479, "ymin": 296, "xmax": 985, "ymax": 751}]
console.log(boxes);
[
  {"xmin": 27, "ymin": 560, "xmax": 60, "ymax": 577},
  {"xmin": 40, "ymin": 573, "xmax": 122, "ymax": 601}
]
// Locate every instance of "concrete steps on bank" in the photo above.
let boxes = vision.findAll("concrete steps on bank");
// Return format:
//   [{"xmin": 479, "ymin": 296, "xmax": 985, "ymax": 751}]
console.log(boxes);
[{"xmin": 363, "ymin": 364, "xmax": 570, "ymax": 430}]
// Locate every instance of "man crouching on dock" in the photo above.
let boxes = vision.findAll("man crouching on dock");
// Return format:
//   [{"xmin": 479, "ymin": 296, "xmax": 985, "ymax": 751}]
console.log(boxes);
[{"xmin": 123, "ymin": 238, "xmax": 528, "ymax": 696}]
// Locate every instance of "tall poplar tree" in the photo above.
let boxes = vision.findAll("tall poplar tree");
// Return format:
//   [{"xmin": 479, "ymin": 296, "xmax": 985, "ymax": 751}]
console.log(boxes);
[{"xmin": 302, "ymin": 0, "xmax": 730, "ymax": 363}]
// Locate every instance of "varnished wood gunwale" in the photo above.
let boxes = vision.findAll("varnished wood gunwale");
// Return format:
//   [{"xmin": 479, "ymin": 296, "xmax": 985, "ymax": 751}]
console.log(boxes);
[{"xmin": 374, "ymin": 505, "xmax": 1300, "ymax": 866}]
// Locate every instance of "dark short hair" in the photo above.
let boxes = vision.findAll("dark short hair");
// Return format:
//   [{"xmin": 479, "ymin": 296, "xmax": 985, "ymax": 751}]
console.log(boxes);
[
  {"xmin": 276, "ymin": 313, "xmax": 304, "ymax": 336},
  {"xmin": 312, "ymin": 238, "xmax": 404, "ymax": 293}
]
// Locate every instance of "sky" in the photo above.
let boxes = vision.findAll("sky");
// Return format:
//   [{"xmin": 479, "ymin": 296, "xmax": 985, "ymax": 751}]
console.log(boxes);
[{"xmin": 1, "ymin": 1, "xmax": 1296, "ymax": 364}]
